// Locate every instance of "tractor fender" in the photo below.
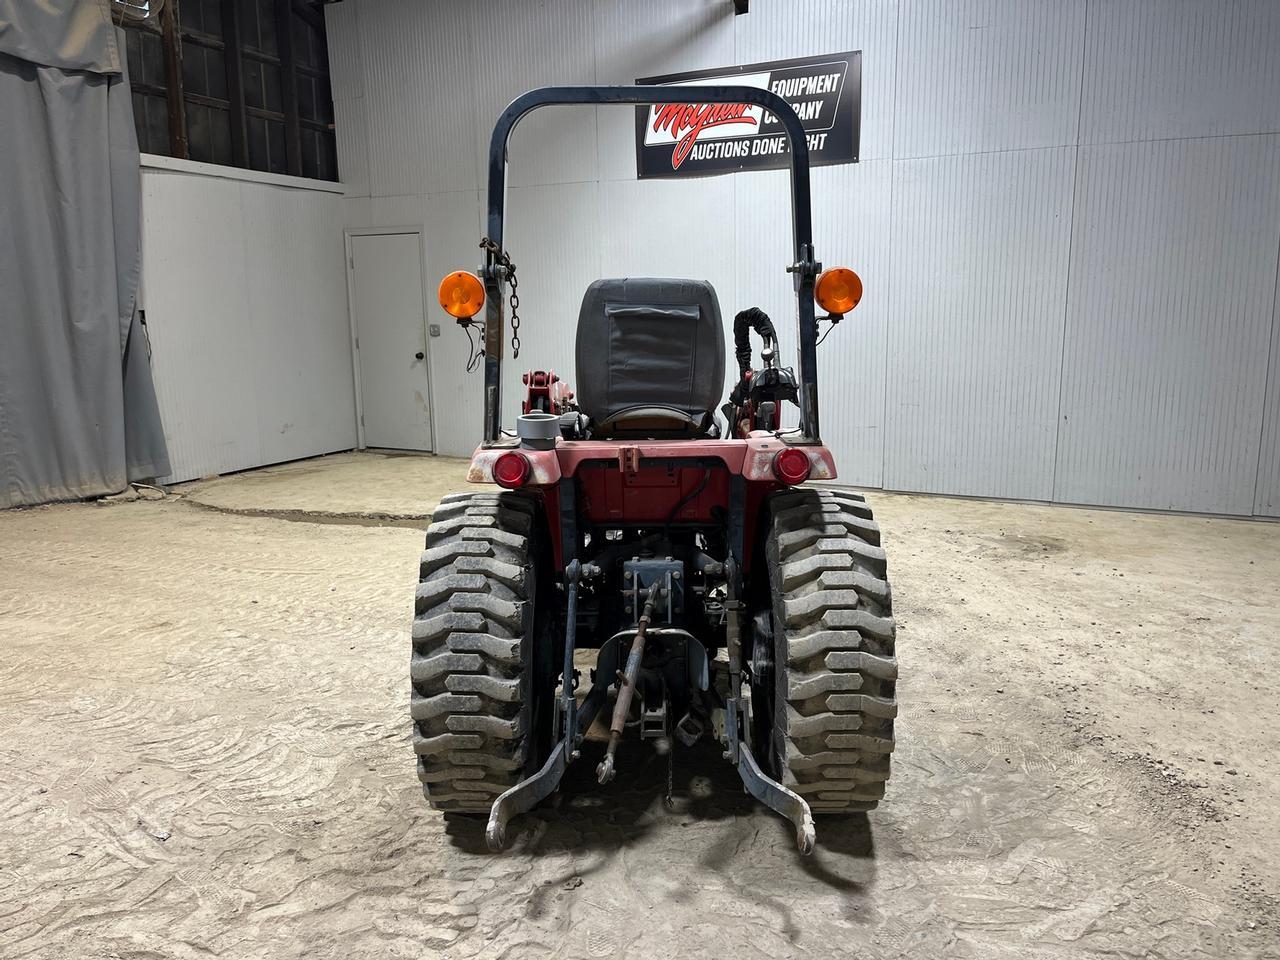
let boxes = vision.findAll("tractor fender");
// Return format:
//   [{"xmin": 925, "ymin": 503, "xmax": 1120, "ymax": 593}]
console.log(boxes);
[
  {"xmin": 468, "ymin": 446, "xmax": 563, "ymax": 485},
  {"xmin": 468, "ymin": 437, "xmax": 836, "ymax": 484},
  {"xmin": 742, "ymin": 434, "xmax": 838, "ymax": 482}
]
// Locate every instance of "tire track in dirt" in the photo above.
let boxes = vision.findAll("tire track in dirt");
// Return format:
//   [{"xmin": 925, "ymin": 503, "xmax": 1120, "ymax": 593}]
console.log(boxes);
[{"xmin": 0, "ymin": 496, "xmax": 1274, "ymax": 959}]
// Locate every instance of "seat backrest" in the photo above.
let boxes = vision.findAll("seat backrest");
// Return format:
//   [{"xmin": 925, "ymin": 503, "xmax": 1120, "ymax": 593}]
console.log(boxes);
[{"xmin": 574, "ymin": 278, "xmax": 725, "ymax": 438}]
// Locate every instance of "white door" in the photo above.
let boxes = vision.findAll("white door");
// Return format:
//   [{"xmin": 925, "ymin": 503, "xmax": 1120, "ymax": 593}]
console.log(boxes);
[{"xmin": 349, "ymin": 233, "xmax": 433, "ymax": 451}]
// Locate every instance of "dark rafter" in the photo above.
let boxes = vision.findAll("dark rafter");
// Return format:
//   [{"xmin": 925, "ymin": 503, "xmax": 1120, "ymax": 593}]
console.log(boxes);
[
  {"xmin": 274, "ymin": 0, "xmax": 304, "ymax": 175},
  {"xmin": 119, "ymin": 0, "xmax": 337, "ymax": 180},
  {"xmin": 159, "ymin": 0, "xmax": 188, "ymax": 157},
  {"xmin": 220, "ymin": 0, "xmax": 250, "ymax": 168}
]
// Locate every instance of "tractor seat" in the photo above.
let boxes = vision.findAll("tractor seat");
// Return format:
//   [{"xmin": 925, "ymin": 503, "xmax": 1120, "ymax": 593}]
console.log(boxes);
[{"xmin": 574, "ymin": 278, "xmax": 725, "ymax": 439}]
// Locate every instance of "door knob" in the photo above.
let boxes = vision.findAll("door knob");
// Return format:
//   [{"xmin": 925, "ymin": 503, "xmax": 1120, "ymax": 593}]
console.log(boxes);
[{"xmin": 414, "ymin": 351, "xmax": 424, "ymax": 360}]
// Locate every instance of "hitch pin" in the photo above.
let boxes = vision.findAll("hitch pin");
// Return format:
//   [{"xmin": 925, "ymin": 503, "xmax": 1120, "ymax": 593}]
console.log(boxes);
[{"xmin": 596, "ymin": 581, "xmax": 660, "ymax": 785}]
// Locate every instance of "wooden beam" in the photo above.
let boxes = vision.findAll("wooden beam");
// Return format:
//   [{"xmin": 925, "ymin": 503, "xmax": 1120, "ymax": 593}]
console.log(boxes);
[
  {"xmin": 160, "ymin": 0, "xmax": 188, "ymax": 157},
  {"xmin": 290, "ymin": 0, "xmax": 324, "ymax": 34},
  {"xmin": 274, "ymin": 0, "xmax": 303, "ymax": 176},
  {"xmin": 220, "ymin": 0, "xmax": 250, "ymax": 168}
]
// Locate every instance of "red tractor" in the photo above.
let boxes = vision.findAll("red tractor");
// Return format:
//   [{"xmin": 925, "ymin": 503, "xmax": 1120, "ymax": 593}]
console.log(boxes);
[{"xmin": 415, "ymin": 86, "xmax": 896, "ymax": 854}]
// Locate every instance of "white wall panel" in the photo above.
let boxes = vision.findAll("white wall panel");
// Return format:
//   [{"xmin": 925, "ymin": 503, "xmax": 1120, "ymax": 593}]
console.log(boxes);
[
  {"xmin": 241, "ymin": 185, "xmax": 356, "ymax": 466},
  {"xmin": 600, "ymin": 176, "xmax": 736, "ymax": 295},
  {"xmin": 811, "ymin": 160, "xmax": 894, "ymax": 486},
  {"xmin": 357, "ymin": 0, "xmax": 482, "ymax": 196},
  {"xmin": 326, "ymin": 0, "xmax": 1280, "ymax": 516},
  {"xmin": 331, "ymin": 93, "xmax": 372, "ymax": 201},
  {"xmin": 1080, "ymin": 0, "xmax": 1280, "ymax": 145},
  {"xmin": 367, "ymin": 193, "xmax": 427, "ymax": 230},
  {"xmin": 343, "ymin": 195, "xmax": 372, "ymax": 230},
  {"xmin": 500, "ymin": 182, "xmax": 603, "ymax": 427},
  {"xmin": 141, "ymin": 171, "xmax": 261, "ymax": 482},
  {"xmin": 1055, "ymin": 136, "xmax": 1280, "ymax": 514},
  {"xmin": 732, "ymin": 161, "xmax": 894, "ymax": 486},
  {"xmin": 325, "ymin": 0, "xmax": 370, "ymax": 198},
  {"xmin": 422, "ymin": 189, "xmax": 487, "ymax": 458},
  {"xmin": 885, "ymin": 147, "xmax": 1075, "ymax": 499},
  {"xmin": 1256, "ymin": 289, "xmax": 1280, "ymax": 517},
  {"xmin": 472, "ymin": 0, "xmax": 598, "ymax": 189},
  {"xmin": 735, "ymin": 0, "xmax": 899, "ymax": 162},
  {"xmin": 893, "ymin": 0, "xmax": 1085, "ymax": 159},
  {"xmin": 324, "ymin": 2, "xmax": 363, "ymax": 100},
  {"xmin": 594, "ymin": 0, "xmax": 735, "ymax": 181},
  {"xmin": 140, "ymin": 164, "xmax": 355, "ymax": 483}
]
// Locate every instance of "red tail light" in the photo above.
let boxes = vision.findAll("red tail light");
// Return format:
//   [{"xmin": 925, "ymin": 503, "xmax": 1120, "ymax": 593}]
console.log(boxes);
[
  {"xmin": 493, "ymin": 452, "xmax": 530, "ymax": 489},
  {"xmin": 773, "ymin": 448, "xmax": 811, "ymax": 485}
]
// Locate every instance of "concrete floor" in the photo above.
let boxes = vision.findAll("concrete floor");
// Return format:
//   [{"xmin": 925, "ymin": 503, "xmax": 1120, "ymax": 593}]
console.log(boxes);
[{"xmin": 1, "ymin": 450, "xmax": 1277, "ymax": 959}]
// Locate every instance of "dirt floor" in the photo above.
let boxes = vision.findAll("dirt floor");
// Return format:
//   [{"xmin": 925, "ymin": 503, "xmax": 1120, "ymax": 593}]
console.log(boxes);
[{"xmin": 1, "ymin": 450, "xmax": 1278, "ymax": 959}]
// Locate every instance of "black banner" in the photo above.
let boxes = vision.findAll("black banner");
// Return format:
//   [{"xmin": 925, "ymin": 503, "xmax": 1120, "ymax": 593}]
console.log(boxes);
[{"xmin": 635, "ymin": 51, "xmax": 861, "ymax": 179}]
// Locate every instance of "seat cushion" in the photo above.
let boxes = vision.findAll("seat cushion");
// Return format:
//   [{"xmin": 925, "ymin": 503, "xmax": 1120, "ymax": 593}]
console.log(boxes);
[{"xmin": 574, "ymin": 278, "xmax": 725, "ymax": 437}]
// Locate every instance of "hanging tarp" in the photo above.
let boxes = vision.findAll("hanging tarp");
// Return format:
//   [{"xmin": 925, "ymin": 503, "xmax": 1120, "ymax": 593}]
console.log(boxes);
[{"xmin": 0, "ymin": 0, "xmax": 169, "ymax": 508}]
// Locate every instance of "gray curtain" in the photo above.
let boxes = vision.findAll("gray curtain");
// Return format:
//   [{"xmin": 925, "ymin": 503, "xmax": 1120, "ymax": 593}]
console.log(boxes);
[{"xmin": 0, "ymin": 0, "xmax": 169, "ymax": 508}]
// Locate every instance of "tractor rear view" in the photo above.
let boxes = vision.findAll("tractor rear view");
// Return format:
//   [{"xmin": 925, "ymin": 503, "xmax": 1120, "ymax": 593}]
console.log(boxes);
[{"xmin": 412, "ymin": 86, "xmax": 896, "ymax": 854}]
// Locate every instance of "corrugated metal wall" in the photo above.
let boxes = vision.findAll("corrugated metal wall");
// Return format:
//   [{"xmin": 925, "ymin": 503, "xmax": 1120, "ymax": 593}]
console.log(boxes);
[
  {"xmin": 140, "ymin": 164, "xmax": 357, "ymax": 483},
  {"xmin": 1259, "ymin": 288, "xmax": 1280, "ymax": 516},
  {"xmin": 328, "ymin": 0, "xmax": 1280, "ymax": 517},
  {"xmin": 886, "ymin": 147, "xmax": 1075, "ymax": 500},
  {"xmin": 1056, "ymin": 136, "xmax": 1280, "ymax": 514}
]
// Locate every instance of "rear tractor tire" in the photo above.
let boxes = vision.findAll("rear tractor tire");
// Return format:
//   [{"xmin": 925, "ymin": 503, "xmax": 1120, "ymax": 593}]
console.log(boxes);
[
  {"xmin": 411, "ymin": 491, "xmax": 554, "ymax": 813},
  {"xmin": 762, "ymin": 488, "xmax": 898, "ymax": 813}
]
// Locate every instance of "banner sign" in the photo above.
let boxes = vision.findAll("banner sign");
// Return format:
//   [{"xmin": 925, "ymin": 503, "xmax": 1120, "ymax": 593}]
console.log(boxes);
[{"xmin": 635, "ymin": 51, "xmax": 861, "ymax": 179}]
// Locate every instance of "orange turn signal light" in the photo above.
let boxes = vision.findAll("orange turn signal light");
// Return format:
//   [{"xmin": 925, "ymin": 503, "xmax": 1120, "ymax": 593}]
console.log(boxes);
[
  {"xmin": 815, "ymin": 267, "xmax": 863, "ymax": 316},
  {"xmin": 438, "ymin": 270, "xmax": 485, "ymax": 319}
]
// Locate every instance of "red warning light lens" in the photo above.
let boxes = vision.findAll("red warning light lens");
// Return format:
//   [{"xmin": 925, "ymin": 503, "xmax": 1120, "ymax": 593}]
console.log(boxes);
[
  {"xmin": 773, "ymin": 448, "xmax": 812, "ymax": 486},
  {"xmin": 493, "ymin": 452, "xmax": 530, "ymax": 489}
]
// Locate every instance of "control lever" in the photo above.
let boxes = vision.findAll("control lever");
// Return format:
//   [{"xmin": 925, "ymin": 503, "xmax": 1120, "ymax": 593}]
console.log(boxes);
[{"xmin": 760, "ymin": 336, "xmax": 777, "ymax": 370}]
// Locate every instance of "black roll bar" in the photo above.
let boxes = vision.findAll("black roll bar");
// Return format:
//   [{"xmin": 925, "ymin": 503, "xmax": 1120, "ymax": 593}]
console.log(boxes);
[{"xmin": 481, "ymin": 85, "xmax": 822, "ymax": 445}]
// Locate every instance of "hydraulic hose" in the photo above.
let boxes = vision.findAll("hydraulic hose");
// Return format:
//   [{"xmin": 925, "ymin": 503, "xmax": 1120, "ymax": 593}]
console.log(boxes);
[{"xmin": 733, "ymin": 307, "xmax": 777, "ymax": 379}]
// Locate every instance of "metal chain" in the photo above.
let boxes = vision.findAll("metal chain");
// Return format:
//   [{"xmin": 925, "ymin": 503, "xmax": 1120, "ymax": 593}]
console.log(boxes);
[
  {"xmin": 480, "ymin": 238, "xmax": 521, "ymax": 358},
  {"xmin": 508, "ymin": 268, "xmax": 520, "ymax": 359}
]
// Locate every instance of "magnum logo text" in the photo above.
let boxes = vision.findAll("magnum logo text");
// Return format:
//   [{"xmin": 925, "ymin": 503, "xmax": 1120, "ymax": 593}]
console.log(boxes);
[{"xmin": 636, "ymin": 52, "xmax": 861, "ymax": 179}]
